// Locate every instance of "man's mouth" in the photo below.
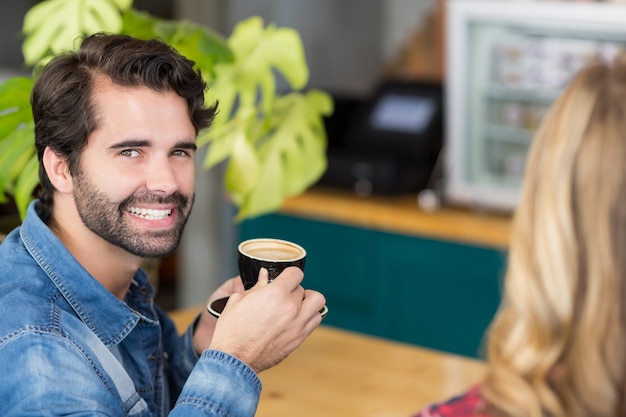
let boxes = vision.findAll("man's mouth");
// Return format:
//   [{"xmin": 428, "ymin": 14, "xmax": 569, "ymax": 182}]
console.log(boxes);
[{"xmin": 127, "ymin": 207, "xmax": 172, "ymax": 220}]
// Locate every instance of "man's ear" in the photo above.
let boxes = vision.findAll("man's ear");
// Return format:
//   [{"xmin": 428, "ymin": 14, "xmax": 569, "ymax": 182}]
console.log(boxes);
[{"xmin": 42, "ymin": 147, "xmax": 73, "ymax": 194}]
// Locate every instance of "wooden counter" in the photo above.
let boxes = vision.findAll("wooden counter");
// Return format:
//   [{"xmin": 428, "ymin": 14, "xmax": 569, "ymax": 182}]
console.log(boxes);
[
  {"xmin": 169, "ymin": 306, "xmax": 487, "ymax": 417},
  {"xmin": 279, "ymin": 187, "xmax": 511, "ymax": 249}
]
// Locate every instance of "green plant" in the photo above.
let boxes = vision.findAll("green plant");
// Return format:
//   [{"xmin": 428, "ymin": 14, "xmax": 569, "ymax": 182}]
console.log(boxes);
[{"xmin": 0, "ymin": 0, "xmax": 332, "ymax": 221}]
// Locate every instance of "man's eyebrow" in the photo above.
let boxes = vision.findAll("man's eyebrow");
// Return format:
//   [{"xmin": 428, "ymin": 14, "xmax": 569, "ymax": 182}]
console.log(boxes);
[
  {"xmin": 109, "ymin": 140, "xmax": 197, "ymax": 151},
  {"xmin": 109, "ymin": 139, "xmax": 151, "ymax": 149},
  {"xmin": 176, "ymin": 141, "xmax": 198, "ymax": 151}
]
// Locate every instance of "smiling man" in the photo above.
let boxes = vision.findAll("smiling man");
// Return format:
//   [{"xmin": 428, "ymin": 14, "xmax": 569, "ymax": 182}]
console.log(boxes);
[{"xmin": 0, "ymin": 33, "xmax": 326, "ymax": 416}]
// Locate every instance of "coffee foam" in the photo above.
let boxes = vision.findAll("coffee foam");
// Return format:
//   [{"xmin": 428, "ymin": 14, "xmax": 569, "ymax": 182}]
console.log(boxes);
[{"xmin": 240, "ymin": 239, "xmax": 305, "ymax": 261}]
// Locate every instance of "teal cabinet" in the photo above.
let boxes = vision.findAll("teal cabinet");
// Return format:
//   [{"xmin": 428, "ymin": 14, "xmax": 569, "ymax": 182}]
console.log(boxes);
[{"xmin": 240, "ymin": 213, "xmax": 506, "ymax": 358}]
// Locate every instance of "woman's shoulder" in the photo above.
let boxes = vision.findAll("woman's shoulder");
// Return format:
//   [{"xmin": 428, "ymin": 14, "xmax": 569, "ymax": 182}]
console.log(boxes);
[{"xmin": 412, "ymin": 385, "xmax": 489, "ymax": 417}]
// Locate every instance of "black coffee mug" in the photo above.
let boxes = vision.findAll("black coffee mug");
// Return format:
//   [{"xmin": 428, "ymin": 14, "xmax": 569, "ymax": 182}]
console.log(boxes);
[
  {"xmin": 208, "ymin": 237, "xmax": 327, "ymax": 318},
  {"xmin": 238, "ymin": 238, "xmax": 306, "ymax": 289}
]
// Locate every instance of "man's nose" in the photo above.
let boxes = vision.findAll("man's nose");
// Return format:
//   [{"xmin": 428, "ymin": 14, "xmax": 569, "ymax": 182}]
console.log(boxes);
[{"xmin": 145, "ymin": 158, "xmax": 177, "ymax": 195}]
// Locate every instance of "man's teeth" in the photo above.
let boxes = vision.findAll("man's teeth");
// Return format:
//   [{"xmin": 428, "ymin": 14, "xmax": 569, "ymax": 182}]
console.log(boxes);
[{"xmin": 128, "ymin": 207, "xmax": 172, "ymax": 220}]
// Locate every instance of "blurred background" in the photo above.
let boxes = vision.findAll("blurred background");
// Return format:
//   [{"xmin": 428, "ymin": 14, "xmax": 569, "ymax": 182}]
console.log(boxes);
[
  {"xmin": 0, "ymin": 0, "xmax": 444, "ymax": 309},
  {"xmin": 2, "ymin": 0, "xmax": 625, "ymax": 358}
]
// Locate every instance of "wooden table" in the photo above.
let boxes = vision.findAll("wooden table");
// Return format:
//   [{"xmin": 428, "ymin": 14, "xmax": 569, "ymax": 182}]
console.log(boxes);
[{"xmin": 168, "ymin": 306, "xmax": 487, "ymax": 417}]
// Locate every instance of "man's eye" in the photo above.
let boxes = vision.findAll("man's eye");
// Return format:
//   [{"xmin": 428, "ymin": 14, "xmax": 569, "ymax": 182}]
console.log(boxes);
[
  {"xmin": 120, "ymin": 149, "xmax": 140, "ymax": 158},
  {"xmin": 172, "ymin": 149, "xmax": 191, "ymax": 157}
]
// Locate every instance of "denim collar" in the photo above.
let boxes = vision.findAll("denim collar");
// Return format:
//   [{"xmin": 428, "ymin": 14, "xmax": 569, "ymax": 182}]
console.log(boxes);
[{"xmin": 19, "ymin": 201, "xmax": 147, "ymax": 348}]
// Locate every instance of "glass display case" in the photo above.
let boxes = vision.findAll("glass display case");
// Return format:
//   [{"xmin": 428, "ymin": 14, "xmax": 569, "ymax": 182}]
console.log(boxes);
[{"xmin": 444, "ymin": 0, "xmax": 626, "ymax": 211}]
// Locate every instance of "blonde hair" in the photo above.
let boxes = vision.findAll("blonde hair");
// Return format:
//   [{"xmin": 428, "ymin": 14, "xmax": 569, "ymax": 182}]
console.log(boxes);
[{"xmin": 482, "ymin": 53, "xmax": 626, "ymax": 417}]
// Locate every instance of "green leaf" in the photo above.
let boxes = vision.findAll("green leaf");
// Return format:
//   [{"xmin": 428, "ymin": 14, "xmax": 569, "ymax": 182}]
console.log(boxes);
[
  {"xmin": 210, "ymin": 16, "xmax": 309, "ymax": 124},
  {"xmin": 261, "ymin": 25, "xmax": 309, "ymax": 90},
  {"xmin": 206, "ymin": 69, "xmax": 239, "ymax": 127},
  {"xmin": 231, "ymin": 90, "xmax": 332, "ymax": 220},
  {"xmin": 14, "ymin": 154, "xmax": 40, "ymax": 220},
  {"xmin": 0, "ymin": 78, "xmax": 35, "ymax": 138},
  {"xmin": 0, "ymin": 77, "xmax": 36, "ymax": 208},
  {"xmin": 109, "ymin": 0, "xmax": 133, "ymax": 9},
  {"xmin": 224, "ymin": 131, "xmax": 260, "ymax": 206},
  {"xmin": 120, "ymin": 9, "xmax": 159, "ymax": 40},
  {"xmin": 0, "ymin": 123, "xmax": 36, "ymax": 202},
  {"xmin": 199, "ymin": 126, "xmax": 237, "ymax": 169},
  {"xmin": 198, "ymin": 106, "xmax": 257, "ymax": 165},
  {"xmin": 153, "ymin": 19, "xmax": 233, "ymax": 78},
  {"xmin": 22, "ymin": 0, "xmax": 132, "ymax": 66},
  {"xmin": 227, "ymin": 18, "xmax": 308, "ymax": 89},
  {"xmin": 234, "ymin": 148, "xmax": 283, "ymax": 221}
]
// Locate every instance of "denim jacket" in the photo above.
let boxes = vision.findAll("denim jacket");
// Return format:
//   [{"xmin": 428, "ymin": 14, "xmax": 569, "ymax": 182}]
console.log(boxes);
[{"xmin": 0, "ymin": 201, "xmax": 261, "ymax": 416}]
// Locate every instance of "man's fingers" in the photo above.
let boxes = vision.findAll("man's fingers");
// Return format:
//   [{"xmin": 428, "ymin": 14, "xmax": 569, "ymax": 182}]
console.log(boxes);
[
  {"xmin": 268, "ymin": 266, "xmax": 304, "ymax": 290},
  {"xmin": 257, "ymin": 267, "xmax": 270, "ymax": 286}
]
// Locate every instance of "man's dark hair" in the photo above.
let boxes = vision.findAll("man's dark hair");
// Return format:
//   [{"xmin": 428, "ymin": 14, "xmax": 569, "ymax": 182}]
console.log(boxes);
[{"xmin": 31, "ymin": 33, "xmax": 216, "ymax": 222}]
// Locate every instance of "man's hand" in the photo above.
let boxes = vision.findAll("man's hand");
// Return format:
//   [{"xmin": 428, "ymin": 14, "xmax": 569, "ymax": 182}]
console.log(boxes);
[
  {"xmin": 192, "ymin": 276, "xmax": 245, "ymax": 355},
  {"xmin": 208, "ymin": 267, "xmax": 326, "ymax": 373}
]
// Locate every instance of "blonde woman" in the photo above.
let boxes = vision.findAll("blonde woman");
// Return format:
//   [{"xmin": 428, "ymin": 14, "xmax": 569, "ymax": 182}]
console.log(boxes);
[{"xmin": 414, "ymin": 52, "xmax": 626, "ymax": 417}]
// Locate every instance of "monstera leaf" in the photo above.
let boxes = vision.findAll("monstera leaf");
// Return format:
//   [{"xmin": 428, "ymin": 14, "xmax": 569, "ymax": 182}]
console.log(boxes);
[
  {"xmin": 227, "ymin": 90, "xmax": 332, "ymax": 220},
  {"xmin": 2, "ymin": 1, "xmax": 331, "ymax": 222},
  {"xmin": 22, "ymin": 0, "xmax": 133, "ymax": 65},
  {"xmin": 198, "ymin": 17, "xmax": 332, "ymax": 220},
  {"xmin": 0, "ymin": 78, "xmax": 37, "ymax": 217},
  {"xmin": 207, "ymin": 17, "xmax": 309, "ymax": 128},
  {"xmin": 198, "ymin": 89, "xmax": 332, "ymax": 221}
]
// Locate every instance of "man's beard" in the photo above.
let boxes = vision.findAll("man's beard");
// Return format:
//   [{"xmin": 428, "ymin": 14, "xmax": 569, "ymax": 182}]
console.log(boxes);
[{"xmin": 72, "ymin": 171, "xmax": 194, "ymax": 258}]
